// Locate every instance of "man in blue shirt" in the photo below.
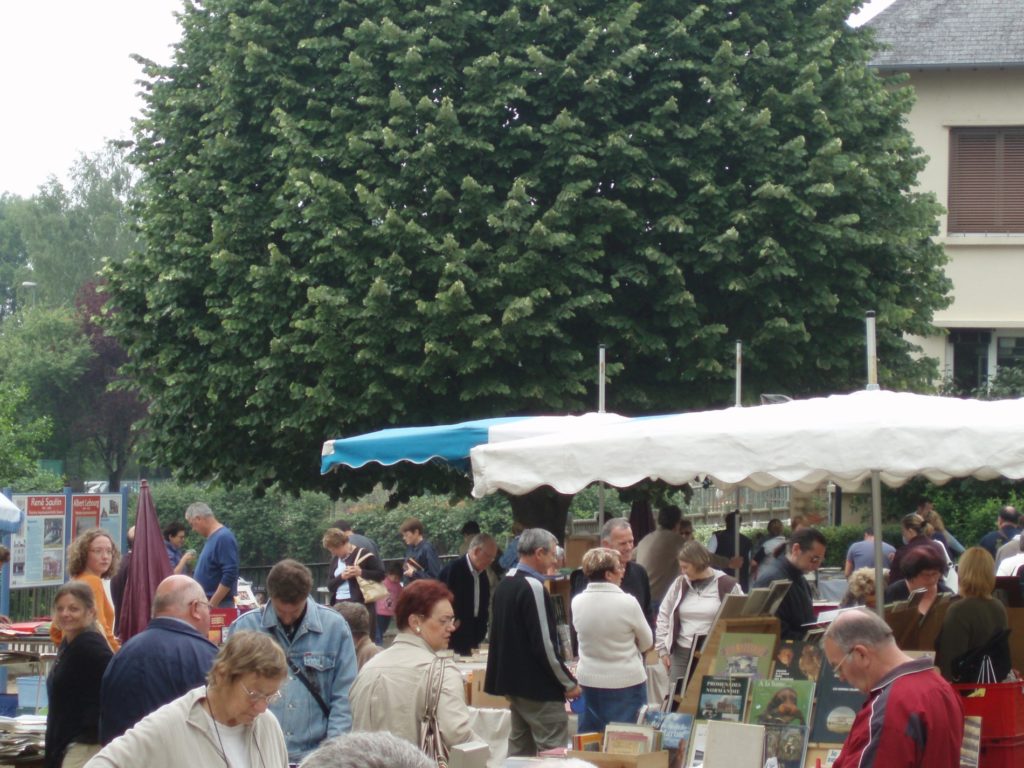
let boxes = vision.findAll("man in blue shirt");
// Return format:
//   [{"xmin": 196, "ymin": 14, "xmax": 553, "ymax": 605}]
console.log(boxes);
[
  {"xmin": 844, "ymin": 529, "xmax": 896, "ymax": 576},
  {"xmin": 979, "ymin": 505, "xmax": 1020, "ymax": 557},
  {"xmin": 186, "ymin": 502, "xmax": 239, "ymax": 607},
  {"xmin": 232, "ymin": 559, "xmax": 357, "ymax": 764},
  {"xmin": 99, "ymin": 575, "xmax": 217, "ymax": 743}
]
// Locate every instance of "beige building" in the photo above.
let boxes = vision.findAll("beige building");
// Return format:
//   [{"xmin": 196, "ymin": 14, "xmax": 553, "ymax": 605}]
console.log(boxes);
[{"xmin": 868, "ymin": 0, "xmax": 1024, "ymax": 390}]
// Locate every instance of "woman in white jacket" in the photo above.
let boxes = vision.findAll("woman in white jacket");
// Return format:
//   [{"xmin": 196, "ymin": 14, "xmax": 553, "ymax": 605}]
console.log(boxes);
[
  {"xmin": 572, "ymin": 547, "xmax": 653, "ymax": 733},
  {"xmin": 656, "ymin": 541, "xmax": 743, "ymax": 682},
  {"xmin": 85, "ymin": 630, "xmax": 289, "ymax": 768}
]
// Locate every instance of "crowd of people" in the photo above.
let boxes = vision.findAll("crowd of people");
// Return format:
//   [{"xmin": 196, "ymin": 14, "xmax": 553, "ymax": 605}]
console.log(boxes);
[{"xmin": 33, "ymin": 496, "xmax": 1023, "ymax": 768}]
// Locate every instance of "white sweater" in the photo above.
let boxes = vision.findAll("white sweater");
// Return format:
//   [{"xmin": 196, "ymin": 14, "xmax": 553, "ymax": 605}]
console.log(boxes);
[{"xmin": 571, "ymin": 582, "xmax": 653, "ymax": 689}]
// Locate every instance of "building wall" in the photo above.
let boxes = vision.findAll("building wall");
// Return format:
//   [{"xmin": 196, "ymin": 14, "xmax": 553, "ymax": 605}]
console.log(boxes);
[{"xmin": 900, "ymin": 69, "xmax": 1024, "ymax": 382}]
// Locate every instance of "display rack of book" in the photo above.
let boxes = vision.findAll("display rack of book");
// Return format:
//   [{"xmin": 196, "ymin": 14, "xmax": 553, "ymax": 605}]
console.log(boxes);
[
  {"xmin": 675, "ymin": 616, "xmax": 780, "ymax": 716},
  {"xmin": 569, "ymin": 721, "xmax": 669, "ymax": 768}
]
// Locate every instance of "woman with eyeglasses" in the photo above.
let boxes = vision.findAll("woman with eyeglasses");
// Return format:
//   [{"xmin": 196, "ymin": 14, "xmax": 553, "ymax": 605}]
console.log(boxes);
[
  {"xmin": 656, "ymin": 540, "xmax": 743, "ymax": 683},
  {"xmin": 84, "ymin": 630, "xmax": 289, "ymax": 768},
  {"xmin": 46, "ymin": 582, "xmax": 114, "ymax": 768},
  {"xmin": 50, "ymin": 529, "xmax": 121, "ymax": 651},
  {"xmin": 572, "ymin": 547, "xmax": 654, "ymax": 733},
  {"xmin": 350, "ymin": 579, "xmax": 479, "ymax": 752}
]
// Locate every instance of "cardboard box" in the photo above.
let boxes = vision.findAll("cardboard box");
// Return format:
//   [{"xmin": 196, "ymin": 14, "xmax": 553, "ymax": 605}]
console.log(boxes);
[
  {"xmin": 567, "ymin": 750, "xmax": 669, "ymax": 768},
  {"xmin": 468, "ymin": 670, "xmax": 509, "ymax": 709}
]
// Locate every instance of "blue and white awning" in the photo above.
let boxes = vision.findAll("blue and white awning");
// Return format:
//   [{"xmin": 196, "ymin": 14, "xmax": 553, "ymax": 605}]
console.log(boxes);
[{"xmin": 320, "ymin": 412, "xmax": 629, "ymax": 475}]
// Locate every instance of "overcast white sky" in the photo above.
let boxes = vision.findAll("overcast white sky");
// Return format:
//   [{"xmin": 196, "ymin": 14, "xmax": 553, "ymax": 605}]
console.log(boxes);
[{"xmin": 0, "ymin": 0, "xmax": 898, "ymax": 199}]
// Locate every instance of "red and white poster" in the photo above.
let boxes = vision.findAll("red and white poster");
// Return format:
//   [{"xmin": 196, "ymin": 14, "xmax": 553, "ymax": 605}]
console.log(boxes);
[{"xmin": 11, "ymin": 494, "xmax": 66, "ymax": 588}]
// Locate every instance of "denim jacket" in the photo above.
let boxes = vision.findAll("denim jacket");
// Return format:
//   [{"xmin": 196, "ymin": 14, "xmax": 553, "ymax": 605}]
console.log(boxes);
[{"xmin": 232, "ymin": 597, "xmax": 357, "ymax": 763}]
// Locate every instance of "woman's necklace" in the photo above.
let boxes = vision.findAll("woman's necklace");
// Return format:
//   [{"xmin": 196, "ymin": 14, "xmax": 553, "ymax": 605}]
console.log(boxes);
[
  {"xmin": 205, "ymin": 686, "xmax": 231, "ymax": 768},
  {"xmin": 689, "ymin": 575, "xmax": 715, "ymax": 596}
]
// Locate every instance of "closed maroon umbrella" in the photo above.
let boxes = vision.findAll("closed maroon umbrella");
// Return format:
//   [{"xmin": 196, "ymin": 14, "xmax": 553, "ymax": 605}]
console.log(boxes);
[{"xmin": 118, "ymin": 480, "xmax": 172, "ymax": 643}]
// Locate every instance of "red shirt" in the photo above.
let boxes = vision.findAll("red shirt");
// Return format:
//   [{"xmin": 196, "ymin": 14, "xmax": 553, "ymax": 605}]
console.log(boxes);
[{"xmin": 834, "ymin": 656, "xmax": 963, "ymax": 768}]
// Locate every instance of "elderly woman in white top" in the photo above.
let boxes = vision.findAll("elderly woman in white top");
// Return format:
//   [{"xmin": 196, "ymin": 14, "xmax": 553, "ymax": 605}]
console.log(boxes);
[
  {"xmin": 571, "ymin": 547, "xmax": 653, "ymax": 733},
  {"xmin": 656, "ymin": 540, "xmax": 743, "ymax": 682}
]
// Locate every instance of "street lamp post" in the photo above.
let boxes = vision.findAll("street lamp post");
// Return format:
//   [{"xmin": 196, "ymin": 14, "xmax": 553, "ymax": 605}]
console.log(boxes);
[{"xmin": 20, "ymin": 281, "xmax": 37, "ymax": 308}]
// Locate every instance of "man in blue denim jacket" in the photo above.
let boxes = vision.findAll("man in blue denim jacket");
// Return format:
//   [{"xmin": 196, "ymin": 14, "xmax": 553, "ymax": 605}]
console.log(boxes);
[{"xmin": 232, "ymin": 559, "xmax": 357, "ymax": 764}]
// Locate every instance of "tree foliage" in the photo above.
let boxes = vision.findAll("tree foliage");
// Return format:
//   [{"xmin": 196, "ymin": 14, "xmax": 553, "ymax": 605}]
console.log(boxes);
[
  {"xmin": 0, "ymin": 381, "xmax": 53, "ymax": 487},
  {"xmin": 0, "ymin": 307, "xmax": 93, "ymax": 465},
  {"xmin": 109, "ymin": 0, "xmax": 950, "ymax": 497},
  {"xmin": 72, "ymin": 281, "xmax": 149, "ymax": 490},
  {"xmin": 15, "ymin": 145, "xmax": 137, "ymax": 307}
]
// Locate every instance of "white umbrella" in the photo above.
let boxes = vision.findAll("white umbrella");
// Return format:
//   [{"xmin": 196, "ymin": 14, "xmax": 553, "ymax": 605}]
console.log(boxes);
[{"xmin": 470, "ymin": 390, "xmax": 1024, "ymax": 497}]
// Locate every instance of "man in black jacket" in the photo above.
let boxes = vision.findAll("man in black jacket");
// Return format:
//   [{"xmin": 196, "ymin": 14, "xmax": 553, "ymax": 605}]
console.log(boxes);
[
  {"xmin": 752, "ymin": 527, "xmax": 827, "ymax": 641},
  {"xmin": 485, "ymin": 528, "xmax": 580, "ymax": 755},
  {"xmin": 439, "ymin": 533, "xmax": 498, "ymax": 655}
]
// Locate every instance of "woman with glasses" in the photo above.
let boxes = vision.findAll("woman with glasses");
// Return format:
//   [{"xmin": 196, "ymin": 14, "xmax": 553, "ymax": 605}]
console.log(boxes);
[
  {"xmin": 350, "ymin": 579, "xmax": 478, "ymax": 752},
  {"xmin": 572, "ymin": 547, "xmax": 654, "ymax": 733},
  {"xmin": 85, "ymin": 630, "xmax": 289, "ymax": 768},
  {"xmin": 51, "ymin": 529, "xmax": 121, "ymax": 651},
  {"xmin": 656, "ymin": 541, "xmax": 743, "ymax": 683},
  {"xmin": 46, "ymin": 582, "xmax": 113, "ymax": 768}
]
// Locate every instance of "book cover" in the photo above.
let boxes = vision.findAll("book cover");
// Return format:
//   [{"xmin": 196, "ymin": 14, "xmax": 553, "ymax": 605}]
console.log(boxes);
[
  {"xmin": 747, "ymin": 679, "xmax": 815, "ymax": 727},
  {"xmin": 711, "ymin": 592, "xmax": 748, "ymax": 625},
  {"xmin": 697, "ymin": 675, "xmax": 749, "ymax": 722},
  {"xmin": 712, "ymin": 632, "xmax": 775, "ymax": 679},
  {"xmin": 659, "ymin": 712, "xmax": 694, "ymax": 751},
  {"xmin": 762, "ymin": 724, "xmax": 809, "ymax": 768},
  {"xmin": 703, "ymin": 720, "xmax": 765, "ymax": 768},
  {"xmin": 740, "ymin": 587, "xmax": 771, "ymax": 616},
  {"xmin": 572, "ymin": 732, "xmax": 602, "ymax": 752},
  {"xmin": 603, "ymin": 723, "xmax": 657, "ymax": 754},
  {"xmin": 809, "ymin": 659, "xmax": 866, "ymax": 745},
  {"xmin": 772, "ymin": 640, "xmax": 822, "ymax": 682}
]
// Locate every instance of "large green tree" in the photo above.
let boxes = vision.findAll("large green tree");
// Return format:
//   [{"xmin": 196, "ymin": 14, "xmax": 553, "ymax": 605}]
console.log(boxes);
[
  {"xmin": 109, "ymin": 0, "xmax": 950, "ymax": 497},
  {"xmin": 15, "ymin": 145, "xmax": 137, "ymax": 307}
]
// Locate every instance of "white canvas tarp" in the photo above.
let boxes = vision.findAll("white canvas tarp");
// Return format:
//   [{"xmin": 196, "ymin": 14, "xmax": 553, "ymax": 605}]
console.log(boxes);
[{"xmin": 470, "ymin": 390, "xmax": 1024, "ymax": 497}]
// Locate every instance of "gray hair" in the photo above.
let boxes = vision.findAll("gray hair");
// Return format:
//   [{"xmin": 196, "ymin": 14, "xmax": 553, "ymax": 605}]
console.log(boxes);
[
  {"xmin": 300, "ymin": 732, "xmax": 434, "ymax": 768},
  {"xmin": 823, "ymin": 607, "xmax": 895, "ymax": 652},
  {"xmin": 469, "ymin": 533, "xmax": 496, "ymax": 552},
  {"xmin": 518, "ymin": 528, "xmax": 557, "ymax": 556},
  {"xmin": 184, "ymin": 502, "xmax": 214, "ymax": 521},
  {"xmin": 152, "ymin": 576, "xmax": 205, "ymax": 616},
  {"xmin": 600, "ymin": 517, "xmax": 631, "ymax": 542}
]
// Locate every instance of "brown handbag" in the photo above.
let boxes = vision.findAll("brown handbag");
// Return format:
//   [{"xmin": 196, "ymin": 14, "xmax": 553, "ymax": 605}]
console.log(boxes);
[{"xmin": 419, "ymin": 655, "xmax": 450, "ymax": 768}]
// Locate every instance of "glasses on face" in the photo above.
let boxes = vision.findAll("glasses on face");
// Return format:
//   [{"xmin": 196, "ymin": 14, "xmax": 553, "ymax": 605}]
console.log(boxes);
[
  {"xmin": 240, "ymin": 681, "xmax": 282, "ymax": 706},
  {"xmin": 89, "ymin": 547, "xmax": 114, "ymax": 556},
  {"xmin": 191, "ymin": 598, "xmax": 211, "ymax": 610},
  {"xmin": 425, "ymin": 614, "xmax": 460, "ymax": 630},
  {"xmin": 831, "ymin": 649, "xmax": 854, "ymax": 679}
]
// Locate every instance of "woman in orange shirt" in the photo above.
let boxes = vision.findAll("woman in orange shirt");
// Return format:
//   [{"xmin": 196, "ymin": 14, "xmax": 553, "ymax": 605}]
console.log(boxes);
[{"xmin": 50, "ymin": 529, "xmax": 121, "ymax": 651}]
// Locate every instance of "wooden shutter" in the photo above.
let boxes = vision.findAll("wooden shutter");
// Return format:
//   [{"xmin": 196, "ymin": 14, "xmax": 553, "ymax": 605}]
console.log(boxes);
[{"xmin": 949, "ymin": 128, "xmax": 1024, "ymax": 234}]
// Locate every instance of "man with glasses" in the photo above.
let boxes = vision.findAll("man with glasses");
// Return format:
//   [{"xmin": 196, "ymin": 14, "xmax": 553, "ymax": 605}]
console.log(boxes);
[
  {"xmin": 232, "ymin": 558, "xmax": 358, "ymax": 764},
  {"xmin": 752, "ymin": 527, "xmax": 827, "ymax": 640},
  {"xmin": 485, "ymin": 528, "xmax": 580, "ymax": 755},
  {"xmin": 99, "ymin": 575, "xmax": 218, "ymax": 743},
  {"xmin": 823, "ymin": 609, "xmax": 963, "ymax": 768}
]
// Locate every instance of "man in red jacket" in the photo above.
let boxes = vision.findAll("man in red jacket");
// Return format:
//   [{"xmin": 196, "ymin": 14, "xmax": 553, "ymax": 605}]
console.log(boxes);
[{"xmin": 824, "ymin": 609, "xmax": 963, "ymax": 768}]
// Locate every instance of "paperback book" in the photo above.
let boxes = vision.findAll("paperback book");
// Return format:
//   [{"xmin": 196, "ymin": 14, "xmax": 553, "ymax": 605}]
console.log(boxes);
[
  {"xmin": 703, "ymin": 720, "xmax": 765, "ymax": 768},
  {"xmin": 697, "ymin": 675, "xmax": 749, "ymax": 722}
]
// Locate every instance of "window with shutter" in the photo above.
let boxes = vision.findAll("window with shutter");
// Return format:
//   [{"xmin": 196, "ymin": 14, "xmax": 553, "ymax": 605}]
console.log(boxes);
[{"xmin": 948, "ymin": 127, "xmax": 1024, "ymax": 234}]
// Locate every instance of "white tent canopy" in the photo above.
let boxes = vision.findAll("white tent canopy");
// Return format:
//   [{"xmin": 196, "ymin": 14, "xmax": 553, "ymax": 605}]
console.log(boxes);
[{"xmin": 470, "ymin": 390, "xmax": 1024, "ymax": 498}]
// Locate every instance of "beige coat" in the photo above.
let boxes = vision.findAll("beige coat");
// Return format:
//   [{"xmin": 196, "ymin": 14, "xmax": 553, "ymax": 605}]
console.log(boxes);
[
  {"xmin": 84, "ymin": 686, "xmax": 287, "ymax": 768},
  {"xmin": 350, "ymin": 633, "xmax": 476, "ymax": 749}
]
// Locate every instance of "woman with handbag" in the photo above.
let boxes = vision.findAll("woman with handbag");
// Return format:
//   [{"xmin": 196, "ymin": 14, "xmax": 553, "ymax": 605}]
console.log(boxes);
[
  {"xmin": 935, "ymin": 546, "xmax": 1010, "ymax": 682},
  {"xmin": 349, "ymin": 579, "xmax": 478, "ymax": 761},
  {"xmin": 322, "ymin": 527, "xmax": 387, "ymax": 621}
]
